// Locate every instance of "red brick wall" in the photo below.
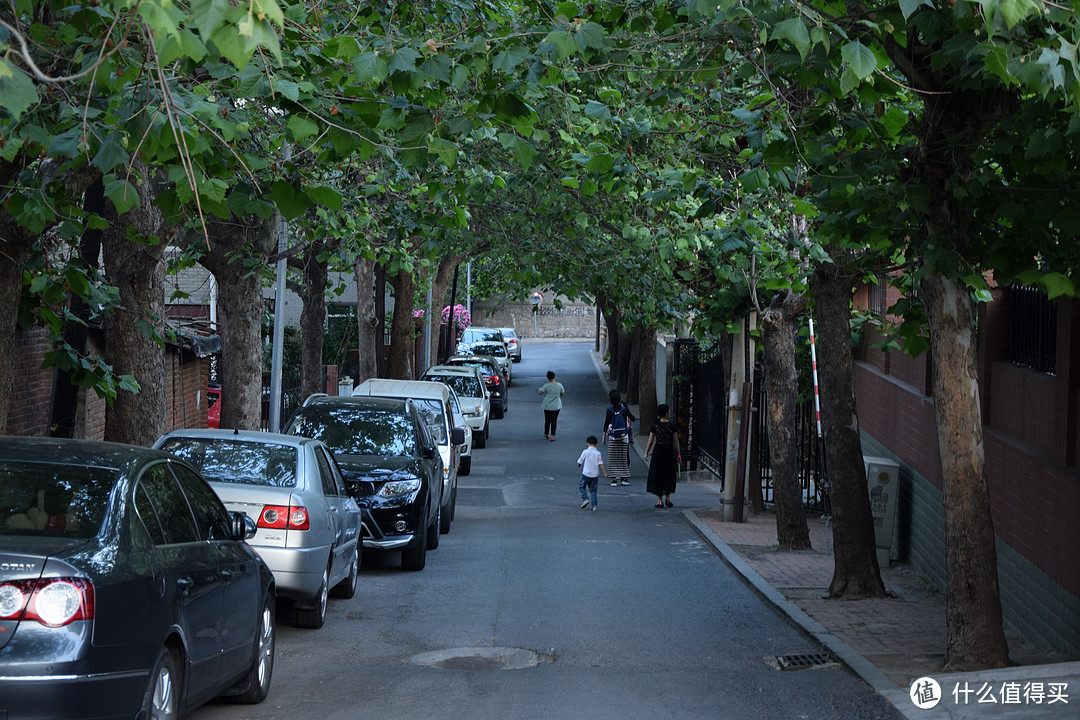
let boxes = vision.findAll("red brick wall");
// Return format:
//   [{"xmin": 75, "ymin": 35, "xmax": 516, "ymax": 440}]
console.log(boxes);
[
  {"xmin": 7, "ymin": 327, "xmax": 54, "ymax": 436},
  {"xmin": 165, "ymin": 350, "xmax": 210, "ymax": 431}
]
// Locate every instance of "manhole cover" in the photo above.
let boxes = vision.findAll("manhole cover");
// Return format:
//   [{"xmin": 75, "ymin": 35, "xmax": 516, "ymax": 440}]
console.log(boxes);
[
  {"xmin": 766, "ymin": 653, "xmax": 841, "ymax": 671},
  {"xmin": 409, "ymin": 647, "xmax": 549, "ymax": 670}
]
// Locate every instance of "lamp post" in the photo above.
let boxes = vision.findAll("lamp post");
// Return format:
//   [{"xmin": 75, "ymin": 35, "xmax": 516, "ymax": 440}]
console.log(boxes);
[{"xmin": 529, "ymin": 292, "xmax": 543, "ymax": 337}]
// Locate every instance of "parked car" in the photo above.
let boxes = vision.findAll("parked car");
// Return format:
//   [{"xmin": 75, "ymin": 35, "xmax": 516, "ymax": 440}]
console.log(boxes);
[
  {"xmin": 207, "ymin": 383, "xmax": 221, "ymax": 428},
  {"xmin": 422, "ymin": 365, "xmax": 491, "ymax": 449},
  {"xmin": 499, "ymin": 327, "xmax": 522, "ymax": 362},
  {"xmin": 351, "ymin": 379, "xmax": 464, "ymax": 536},
  {"xmin": 154, "ymin": 429, "xmax": 363, "ymax": 629},
  {"xmin": 456, "ymin": 326, "xmax": 505, "ymax": 351},
  {"xmin": 0, "ymin": 436, "xmax": 276, "ymax": 719},
  {"xmin": 284, "ymin": 395, "xmax": 445, "ymax": 571},
  {"xmin": 445, "ymin": 385, "xmax": 474, "ymax": 476},
  {"xmin": 462, "ymin": 341, "xmax": 512, "ymax": 384},
  {"xmin": 443, "ymin": 354, "xmax": 508, "ymax": 418}
]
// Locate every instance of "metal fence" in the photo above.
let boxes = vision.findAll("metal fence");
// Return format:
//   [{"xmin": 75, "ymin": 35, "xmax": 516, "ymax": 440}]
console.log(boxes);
[
  {"xmin": 1006, "ymin": 285, "xmax": 1056, "ymax": 375},
  {"xmin": 753, "ymin": 375, "xmax": 829, "ymax": 513}
]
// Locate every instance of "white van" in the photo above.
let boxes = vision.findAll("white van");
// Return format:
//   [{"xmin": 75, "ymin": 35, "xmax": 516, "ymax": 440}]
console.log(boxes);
[{"xmin": 353, "ymin": 379, "xmax": 464, "ymax": 533}]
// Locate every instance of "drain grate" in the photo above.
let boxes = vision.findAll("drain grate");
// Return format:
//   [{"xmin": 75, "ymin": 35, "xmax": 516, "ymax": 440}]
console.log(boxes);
[{"xmin": 769, "ymin": 653, "xmax": 841, "ymax": 671}]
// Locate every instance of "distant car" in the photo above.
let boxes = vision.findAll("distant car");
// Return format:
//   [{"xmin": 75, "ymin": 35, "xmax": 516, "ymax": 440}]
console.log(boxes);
[
  {"xmin": 0, "ymin": 437, "xmax": 276, "ymax": 719},
  {"xmin": 457, "ymin": 326, "xmax": 505, "ymax": 350},
  {"xmin": 422, "ymin": 365, "xmax": 491, "ymax": 449},
  {"xmin": 462, "ymin": 341, "xmax": 512, "ymax": 384},
  {"xmin": 443, "ymin": 354, "xmax": 508, "ymax": 418},
  {"xmin": 499, "ymin": 327, "xmax": 522, "ymax": 362},
  {"xmin": 284, "ymin": 395, "xmax": 446, "ymax": 571},
  {"xmin": 208, "ymin": 383, "xmax": 221, "ymax": 428},
  {"xmin": 154, "ymin": 430, "xmax": 363, "ymax": 629}
]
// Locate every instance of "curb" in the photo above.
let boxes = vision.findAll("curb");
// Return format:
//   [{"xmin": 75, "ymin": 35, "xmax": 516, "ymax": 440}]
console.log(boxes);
[{"xmin": 683, "ymin": 508, "xmax": 914, "ymax": 717}]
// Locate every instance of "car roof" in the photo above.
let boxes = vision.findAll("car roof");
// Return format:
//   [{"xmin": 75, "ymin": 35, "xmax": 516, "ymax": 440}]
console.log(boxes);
[
  {"xmin": 301, "ymin": 394, "xmax": 410, "ymax": 410},
  {"xmin": 424, "ymin": 365, "xmax": 481, "ymax": 376},
  {"xmin": 0, "ymin": 436, "xmax": 171, "ymax": 472},
  {"xmin": 353, "ymin": 378, "xmax": 452, "ymax": 401},
  {"xmin": 446, "ymin": 354, "xmax": 500, "ymax": 366},
  {"xmin": 156, "ymin": 428, "xmax": 316, "ymax": 450}
]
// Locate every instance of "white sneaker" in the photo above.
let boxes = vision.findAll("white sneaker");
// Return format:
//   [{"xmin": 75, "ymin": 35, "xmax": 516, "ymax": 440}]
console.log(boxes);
[
  {"xmin": 591, "ymin": 506, "xmax": 598, "ymax": 511},
  {"xmin": 620, "ymin": 480, "xmax": 630, "ymax": 486},
  {"xmin": 581, "ymin": 499, "xmax": 590, "ymax": 509},
  {"xmin": 610, "ymin": 481, "xmax": 617, "ymax": 487}
]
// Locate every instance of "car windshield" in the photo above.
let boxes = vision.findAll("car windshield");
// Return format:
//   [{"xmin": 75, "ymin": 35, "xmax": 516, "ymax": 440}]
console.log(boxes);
[
  {"xmin": 159, "ymin": 438, "xmax": 298, "ymax": 487},
  {"xmin": 0, "ymin": 461, "xmax": 115, "ymax": 538},
  {"xmin": 449, "ymin": 359, "xmax": 497, "ymax": 377},
  {"xmin": 286, "ymin": 405, "xmax": 417, "ymax": 456},
  {"xmin": 412, "ymin": 399, "xmax": 448, "ymax": 445},
  {"xmin": 463, "ymin": 329, "xmax": 503, "ymax": 343},
  {"xmin": 426, "ymin": 374, "xmax": 482, "ymax": 398},
  {"xmin": 470, "ymin": 343, "xmax": 505, "ymax": 357}
]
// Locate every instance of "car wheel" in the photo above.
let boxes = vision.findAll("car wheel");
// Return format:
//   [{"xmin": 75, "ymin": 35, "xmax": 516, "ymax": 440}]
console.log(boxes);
[
  {"xmin": 142, "ymin": 648, "xmax": 179, "ymax": 720},
  {"xmin": 330, "ymin": 546, "xmax": 359, "ymax": 599},
  {"xmin": 231, "ymin": 592, "xmax": 275, "ymax": 704},
  {"xmin": 439, "ymin": 491, "xmax": 452, "ymax": 534},
  {"xmin": 459, "ymin": 454, "xmax": 471, "ymax": 476},
  {"xmin": 427, "ymin": 504, "xmax": 441, "ymax": 549},
  {"xmin": 449, "ymin": 481, "xmax": 457, "ymax": 522},
  {"xmin": 493, "ymin": 403, "xmax": 505, "ymax": 419},
  {"xmin": 294, "ymin": 566, "xmax": 328, "ymax": 629},
  {"xmin": 474, "ymin": 428, "xmax": 486, "ymax": 448},
  {"xmin": 401, "ymin": 518, "xmax": 427, "ymax": 571}
]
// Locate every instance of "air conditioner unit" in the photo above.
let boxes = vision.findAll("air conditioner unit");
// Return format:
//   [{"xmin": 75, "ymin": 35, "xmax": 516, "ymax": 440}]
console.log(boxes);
[{"xmin": 864, "ymin": 456, "xmax": 900, "ymax": 567}]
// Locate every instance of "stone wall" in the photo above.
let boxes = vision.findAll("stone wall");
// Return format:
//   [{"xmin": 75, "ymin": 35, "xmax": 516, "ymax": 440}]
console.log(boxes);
[{"xmin": 471, "ymin": 296, "xmax": 598, "ymax": 339}]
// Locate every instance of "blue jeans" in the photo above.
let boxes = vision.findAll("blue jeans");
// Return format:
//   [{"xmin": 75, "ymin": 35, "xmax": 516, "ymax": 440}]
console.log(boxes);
[{"xmin": 579, "ymin": 474, "xmax": 599, "ymax": 508}]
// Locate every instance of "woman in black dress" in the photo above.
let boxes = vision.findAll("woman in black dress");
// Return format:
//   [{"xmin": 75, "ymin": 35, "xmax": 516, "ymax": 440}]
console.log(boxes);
[{"xmin": 644, "ymin": 404, "xmax": 681, "ymax": 508}]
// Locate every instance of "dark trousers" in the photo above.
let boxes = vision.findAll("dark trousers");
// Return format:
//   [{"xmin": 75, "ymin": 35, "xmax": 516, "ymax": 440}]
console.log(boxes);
[{"xmin": 543, "ymin": 409, "xmax": 560, "ymax": 437}]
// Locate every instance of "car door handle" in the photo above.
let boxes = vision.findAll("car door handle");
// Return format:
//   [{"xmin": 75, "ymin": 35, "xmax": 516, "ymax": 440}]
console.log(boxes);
[
  {"xmin": 221, "ymin": 568, "xmax": 234, "ymax": 581},
  {"xmin": 177, "ymin": 577, "xmax": 193, "ymax": 596}
]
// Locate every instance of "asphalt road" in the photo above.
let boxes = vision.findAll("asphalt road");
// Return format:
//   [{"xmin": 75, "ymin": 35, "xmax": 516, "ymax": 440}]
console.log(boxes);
[{"xmin": 192, "ymin": 340, "xmax": 902, "ymax": 720}]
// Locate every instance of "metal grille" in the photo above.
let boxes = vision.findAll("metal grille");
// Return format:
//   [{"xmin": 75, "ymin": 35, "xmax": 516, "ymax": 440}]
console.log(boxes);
[
  {"xmin": 1006, "ymin": 284, "xmax": 1056, "ymax": 375},
  {"xmin": 754, "ymin": 374, "xmax": 829, "ymax": 513},
  {"xmin": 690, "ymin": 341, "xmax": 727, "ymax": 480},
  {"xmin": 772, "ymin": 653, "xmax": 838, "ymax": 671}
]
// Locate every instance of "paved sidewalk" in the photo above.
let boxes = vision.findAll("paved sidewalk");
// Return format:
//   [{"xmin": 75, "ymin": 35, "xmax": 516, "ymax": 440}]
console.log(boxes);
[{"xmin": 587, "ymin": 347, "xmax": 1078, "ymax": 719}]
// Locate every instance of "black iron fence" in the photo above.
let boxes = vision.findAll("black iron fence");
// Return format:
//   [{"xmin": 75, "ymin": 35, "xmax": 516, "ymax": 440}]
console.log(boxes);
[
  {"xmin": 1006, "ymin": 285, "xmax": 1056, "ymax": 375},
  {"xmin": 753, "ymin": 374, "xmax": 829, "ymax": 513}
]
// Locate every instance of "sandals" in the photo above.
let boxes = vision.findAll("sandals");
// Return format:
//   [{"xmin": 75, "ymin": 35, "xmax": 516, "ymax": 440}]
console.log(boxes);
[
  {"xmin": 654, "ymin": 502, "xmax": 664, "ymax": 509},
  {"xmin": 665, "ymin": 500, "xmax": 674, "ymax": 508}
]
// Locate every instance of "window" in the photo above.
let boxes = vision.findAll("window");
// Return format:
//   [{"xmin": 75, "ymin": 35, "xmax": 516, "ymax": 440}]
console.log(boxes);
[
  {"xmin": 1005, "ymin": 285, "xmax": 1057, "ymax": 374},
  {"xmin": 171, "ymin": 463, "xmax": 233, "ymax": 541},
  {"xmin": 313, "ymin": 446, "xmax": 339, "ymax": 497},
  {"xmin": 136, "ymin": 463, "xmax": 199, "ymax": 545}
]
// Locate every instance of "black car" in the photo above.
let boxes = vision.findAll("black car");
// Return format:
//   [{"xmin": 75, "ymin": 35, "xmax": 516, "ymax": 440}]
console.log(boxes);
[
  {"xmin": 0, "ymin": 436, "xmax": 276, "ymax": 719},
  {"xmin": 443, "ymin": 354, "xmax": 508, "ymax": 417},
  {"xmin": 284, "ymin": 396, "xmax": 444, "ymax": 571}
]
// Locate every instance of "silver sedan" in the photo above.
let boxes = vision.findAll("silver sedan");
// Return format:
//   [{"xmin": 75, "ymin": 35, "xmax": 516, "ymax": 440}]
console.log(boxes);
[{"xmin": 155, "ymin": 429, "xmax": 363, "ymax": 629}]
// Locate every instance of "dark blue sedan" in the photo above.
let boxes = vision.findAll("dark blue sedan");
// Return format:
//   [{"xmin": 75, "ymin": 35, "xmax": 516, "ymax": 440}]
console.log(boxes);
[{"xmin": 0, "ymin": 437, "xmax": 277, "ymax": 719}]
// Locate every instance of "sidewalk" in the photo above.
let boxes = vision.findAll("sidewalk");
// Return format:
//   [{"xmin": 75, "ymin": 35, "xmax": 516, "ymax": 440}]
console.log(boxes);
[{"xmin": 588, "ymin": 349, "xmax": 1079, "ymax": 719}]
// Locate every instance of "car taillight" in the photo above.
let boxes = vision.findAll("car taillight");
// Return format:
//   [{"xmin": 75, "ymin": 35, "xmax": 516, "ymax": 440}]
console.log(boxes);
[
  {"xmin": 258, "ymin": 505, "xmax": 310, "ymax": 530},
  {"xmin": 0, "ymin": 578, "xmax": 94, "ymax": 626},
  {"xmin": 484, "ymin": 375, "xmax": 500, "ymax": 384}
]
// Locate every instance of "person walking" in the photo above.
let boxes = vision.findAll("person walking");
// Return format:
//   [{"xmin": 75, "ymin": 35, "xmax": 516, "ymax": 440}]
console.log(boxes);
[
  {"xmin": 538, "ymin": 370, "xmax": 565, "ymax": 441},
  {"xmin": 603, "ymin": 389, "xmax": 636, "ymax": 486},
  {"xmin": 644, "ymin": 403, "xmax": 681, "ymax": 508},
  {"xmin": 576, "ymin": 435, "xmax": 607, "ymax": 511}
]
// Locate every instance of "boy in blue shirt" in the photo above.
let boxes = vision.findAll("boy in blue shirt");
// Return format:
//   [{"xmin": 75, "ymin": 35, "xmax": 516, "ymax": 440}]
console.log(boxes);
[{"xmin": 577, "ymin": 435, "xmax": 607, "ymax": 511}]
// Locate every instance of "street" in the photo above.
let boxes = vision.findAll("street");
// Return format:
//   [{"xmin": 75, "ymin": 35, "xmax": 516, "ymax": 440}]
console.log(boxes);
[{"xmin": 192, "ymin": 340, "xmax": 902, "ymax": 720}]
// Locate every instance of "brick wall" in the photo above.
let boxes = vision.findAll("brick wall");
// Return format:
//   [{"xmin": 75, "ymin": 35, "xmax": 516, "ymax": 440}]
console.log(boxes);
[
  {"xmin": 471, "ymin": 295, "xmax": 598, "ymax": 339},
  {"xmin": 7, "ymin": 326, "xmax": 54, "ymax": 436},
  {"xmin": 854, "ymin": 296, "xmax": 1080, "ymax": 657},
  {"xmin": 165, "ymin": 349, "xmax": 211, "ymax": 431}
]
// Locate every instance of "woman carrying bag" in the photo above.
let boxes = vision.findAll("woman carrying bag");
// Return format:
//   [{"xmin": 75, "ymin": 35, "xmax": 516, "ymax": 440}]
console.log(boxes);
[{"xmin": 603, "ymin": 389, "xmax": 635, "ymax": 487}]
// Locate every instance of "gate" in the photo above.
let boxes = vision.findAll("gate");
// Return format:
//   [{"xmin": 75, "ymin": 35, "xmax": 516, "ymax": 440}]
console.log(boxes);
[
  {"xmin": 754, "ymin": 372, "xmax": 828, "ymax": 512},
  {"xmin": 672, "ymin": 340, "xmax": 727, "ymax": 481}
]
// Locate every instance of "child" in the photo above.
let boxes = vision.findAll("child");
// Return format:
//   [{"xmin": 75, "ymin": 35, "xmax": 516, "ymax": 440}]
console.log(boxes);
[{"xmin": 577, "ymin": 435, "xmax": 607, "ymax": 511}]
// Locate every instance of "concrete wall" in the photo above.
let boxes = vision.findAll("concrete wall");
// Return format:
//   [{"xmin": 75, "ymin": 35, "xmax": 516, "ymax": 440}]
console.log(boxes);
[{"xmin": 471, "ymin": 295, "xmax": 598, "ymax": 340}]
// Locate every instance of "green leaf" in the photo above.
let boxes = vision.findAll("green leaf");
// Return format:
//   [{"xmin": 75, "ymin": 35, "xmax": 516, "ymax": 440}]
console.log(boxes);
[
  {"xmin": 104, "ymin": 178, "xmax": 141, "ymax": 215},
  {"xmin": 306, "ymin": 185, "xmax": 344, "ymax": 210},
  {"xmin": 388, "ymin": 47, "xmax": 422, "ymax": 75},
  {"xmin": 210, "ymin": 24, "xmax": 250, "ymax": 69},
  {"xmin": 428, "ymin": 137, "xmax": 459, "ymax": 167},
  {"xmin": 586, "ymin": 154, "xmax": 614, "ymax": 172},
  {"xmin": 573, "ymin": 22, "xmax": 606, "ymax": 51},
  {"xmin": 191, "ymin": 0, "xmax": 231, "ymax": 45},
  {"xmin": 842, "ymin": 41, "xmax": 877, "ymax": 80},
  {"xmin": 899, "ymin": 0, "xmax": 934, "ymax": 19},
  {"xmin": 270, "ymin": 181, "xmax": 313, "ymax": 220},
  {"xmin": 0, "ymin": 61, "xmax": 38, "ymax": 120},
  {"xmin": 1041, "ymin": 272, "xmax": 1075, "ymax": 299},
  {"xmin": 545, "ymin": 29, "xmax": 578, "ymax": 58},
  {"xmin": 355, "ymin": 52, "xmax": 389, "ymax": 83},
  {"xmin": 584, "ymin": 100, "xmax": 611, "ymax": 120},
  {"xmin": 739, "ymin": 168, "xmax": 769, "ymax": 191},
  {"xmin": 771, "ymin": 18, "xmax": 811, "ymax": 61},
  {"xmin": 92, "ymin": 134, "xmax": 130, "ymax": 173},
  {"xmin": 287, "ymin": 114, "xmax": 320, "ymax": 142}
]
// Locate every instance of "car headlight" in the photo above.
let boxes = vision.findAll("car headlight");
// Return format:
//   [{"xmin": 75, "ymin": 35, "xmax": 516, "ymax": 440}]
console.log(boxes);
[
  {"xmin": 377, "ymin": 478, "xmax": 422, "ymax": 498},
  {"xmin": 464, "ymin": 407, "xmax": 482, "ymax": 417}
]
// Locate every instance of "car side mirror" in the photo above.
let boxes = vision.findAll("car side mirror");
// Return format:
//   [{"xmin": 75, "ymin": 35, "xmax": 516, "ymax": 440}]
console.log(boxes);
[
  {"xmin": 422, "ymin": 444, "xmax": 437, "ymax": 459},
  {"xmin": 452, "ymin": 427, "xmax": 465, "ymax": 445},
  {"xmin": 231, "ymin": 511, "xmax": 257, "ymax": 541}
]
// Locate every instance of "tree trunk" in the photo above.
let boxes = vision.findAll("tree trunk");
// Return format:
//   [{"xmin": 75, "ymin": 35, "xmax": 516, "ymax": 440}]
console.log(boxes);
[
  {"xmin": 602, "ymin": 301, "xmax": 620, "ymax": 383},
  {"xmin": 616, "ymin": 325, "xmax": 633, "ymax": 394},
  {"xmin": 924, "ymin": 271, "xmax": 1010, "ymax": 671},
  {"xmin": 637, "ymin": 326, "xmax": 657, "ymax": 432},
  {"xmin": 427, "ymin": 254, "xmax": 461, "ymax": 366},
  {"xmin": 190, "ymin": 217, "xmax": 275, "ymax": 430},
  {"xmin": 626, "ymin": 324, "xmax": 642, "ymax": 404},
  {"xmin": 293, "ymin": 238, "xmax": 339, "ymax": 399},
  {"xmin": 811, "ymin": 261, "xmax": 886, "ymax": 598},
  {"xmin": 387, "ymin": 269, "xmax": 416, "ymax": 380},
  {"xmin": 0, "ymin": 224, "xmax": 35, "ymax": 436},
  {"xmin": 760, "ymin": 290, "xmax": 811, "ymax": 550},
  {"xmin": 102, "ymin": 164, "xmax": 172, "ymax": 446},
  {"xmin": 354, "ymin": 256, "xmax": 378, "ymax": 382}
]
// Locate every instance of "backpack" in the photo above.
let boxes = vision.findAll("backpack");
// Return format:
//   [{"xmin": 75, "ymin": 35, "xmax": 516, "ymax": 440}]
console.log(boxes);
[{"xmin": 609, "ymin": 405, "xmax": 629, "ymax": 439}]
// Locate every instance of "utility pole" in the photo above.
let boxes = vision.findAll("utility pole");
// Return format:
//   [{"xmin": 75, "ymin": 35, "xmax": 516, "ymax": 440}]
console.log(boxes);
[{"xmin": 267, "ymin": 144, "xmax": 291, "ymax": 433}]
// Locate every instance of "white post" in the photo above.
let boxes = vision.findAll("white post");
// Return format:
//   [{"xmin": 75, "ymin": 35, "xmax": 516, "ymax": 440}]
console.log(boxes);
[
  {"xmin": 267, "ymin": 144, "xmax": 291, "ymax": 433},
  {"xmin": 723, "ymin": 316, "xmax": 746, "ymax": 521}
]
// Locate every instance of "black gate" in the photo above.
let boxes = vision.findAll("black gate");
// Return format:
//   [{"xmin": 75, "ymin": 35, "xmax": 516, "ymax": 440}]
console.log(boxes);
[
  {"xmin": 676, "ymin": 341, "xmax": 727, "ymax": 481},
  {"xmin": 754, "ymin": 372, "xmax": 828, "ymax": 512}
]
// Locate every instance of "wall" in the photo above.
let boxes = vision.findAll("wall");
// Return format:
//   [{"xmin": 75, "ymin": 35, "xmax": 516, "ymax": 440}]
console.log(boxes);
[
  {"xmin": 854, "ymin": 301, "xmax": 1080, "ymax": 658},
  {"xmin": 471, "ymin": 295, "xmax": 598, "ymax": 339}
]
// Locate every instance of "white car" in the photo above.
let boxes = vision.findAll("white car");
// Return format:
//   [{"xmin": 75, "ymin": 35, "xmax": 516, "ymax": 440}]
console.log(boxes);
[
  {"xmin": 499, "ymin": 327, "xmax": 522, "ymax": 362},
  {"xmin": 445, "ymin": 386, "xmax": 474, "ymax": 476},
  {"xmin": 423, "ymin": 365, "xmax": 491, "ymax": 450}
]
